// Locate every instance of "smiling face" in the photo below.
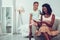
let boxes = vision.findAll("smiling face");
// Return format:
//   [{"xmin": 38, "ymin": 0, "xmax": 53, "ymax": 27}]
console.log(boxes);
[
  {"xmin": 33, "ymin": 3, "xmax": 39, "ymax": 11},
  {"xmin": 42, "ymin": 6, "xmax": 48, "ymax": 14}
]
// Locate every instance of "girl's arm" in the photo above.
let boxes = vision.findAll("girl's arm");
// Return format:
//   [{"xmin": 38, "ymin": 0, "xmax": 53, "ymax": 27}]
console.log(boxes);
[{"xmin": 29, "ymin": 14, "xmax": 33, "ymax": 40}]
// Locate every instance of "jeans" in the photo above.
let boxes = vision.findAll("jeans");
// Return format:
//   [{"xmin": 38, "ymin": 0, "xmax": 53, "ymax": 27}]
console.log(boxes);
[{"xmin": 34, "ymin": 33, "xmax": 46, "ymax": 40}]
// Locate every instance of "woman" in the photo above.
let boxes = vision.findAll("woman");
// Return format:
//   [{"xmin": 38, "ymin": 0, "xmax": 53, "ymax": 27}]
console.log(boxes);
[{"xmin": 35, "ymin": 3, "xmax": 59, "ymax": 40}]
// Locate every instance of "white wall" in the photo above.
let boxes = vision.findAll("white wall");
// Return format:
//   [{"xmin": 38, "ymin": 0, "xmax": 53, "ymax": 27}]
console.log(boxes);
[{"xmin": 0, "ymin": 0, "xmax": 2, "ymax": 33}]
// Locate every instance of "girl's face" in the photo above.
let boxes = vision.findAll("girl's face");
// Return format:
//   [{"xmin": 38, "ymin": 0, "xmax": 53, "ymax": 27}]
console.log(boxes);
[
  {"xmin": 33, "ymin": 3, "xmax": 39, "ymax": 10},
  {"xmin": 42, "ymin": 6, "xmax": 48, "ymax": 14}
]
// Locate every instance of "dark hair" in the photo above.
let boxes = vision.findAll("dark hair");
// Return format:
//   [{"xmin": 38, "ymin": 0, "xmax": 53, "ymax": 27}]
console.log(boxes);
[
  {"xmin": 33, "ymin": 1, "xmax": 39, "ymax": 5},
  {"xmin": 42, "ymin": 3, "xmax": 52, "ymax": 15}
]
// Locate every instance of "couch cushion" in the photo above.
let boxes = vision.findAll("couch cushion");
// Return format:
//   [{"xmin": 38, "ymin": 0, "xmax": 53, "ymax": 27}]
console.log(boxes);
[{"xmin": 52, "ymin": 18, "xmax": 60, "ymax": 31}]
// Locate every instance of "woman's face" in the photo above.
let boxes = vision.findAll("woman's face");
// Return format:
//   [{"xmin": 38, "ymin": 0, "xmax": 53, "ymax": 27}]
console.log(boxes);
[{"xmin": 42, "ymin": 6, "xmax": 48, "ymax": 14}]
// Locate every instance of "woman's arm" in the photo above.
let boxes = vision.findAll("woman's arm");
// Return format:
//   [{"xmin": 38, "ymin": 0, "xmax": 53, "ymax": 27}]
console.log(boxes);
[
  {"xmin": 45, "ymin": 28, "xmax": 59, "ymax": 36},
  {"xmin": 50, "ymin": 14, "xmax": 55, "ymax": 27}
]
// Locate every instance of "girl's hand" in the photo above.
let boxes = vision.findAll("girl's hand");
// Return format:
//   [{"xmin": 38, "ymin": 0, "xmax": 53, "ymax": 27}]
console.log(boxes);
[{"xmin": 31, "ymin": 20, "xmax": 38, "ymax": 26}]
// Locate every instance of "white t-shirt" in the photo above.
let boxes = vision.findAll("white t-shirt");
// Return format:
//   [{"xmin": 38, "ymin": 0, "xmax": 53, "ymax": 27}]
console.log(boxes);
[{"xmin": 30, "ymin": 9, "xmax": 41, "ymax": 21}]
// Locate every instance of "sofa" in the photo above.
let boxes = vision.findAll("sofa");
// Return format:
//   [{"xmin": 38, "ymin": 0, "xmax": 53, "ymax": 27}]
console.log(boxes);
[{"xmin": 51, "ymin": 17, "xmax": 60, "ymax": 40}]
